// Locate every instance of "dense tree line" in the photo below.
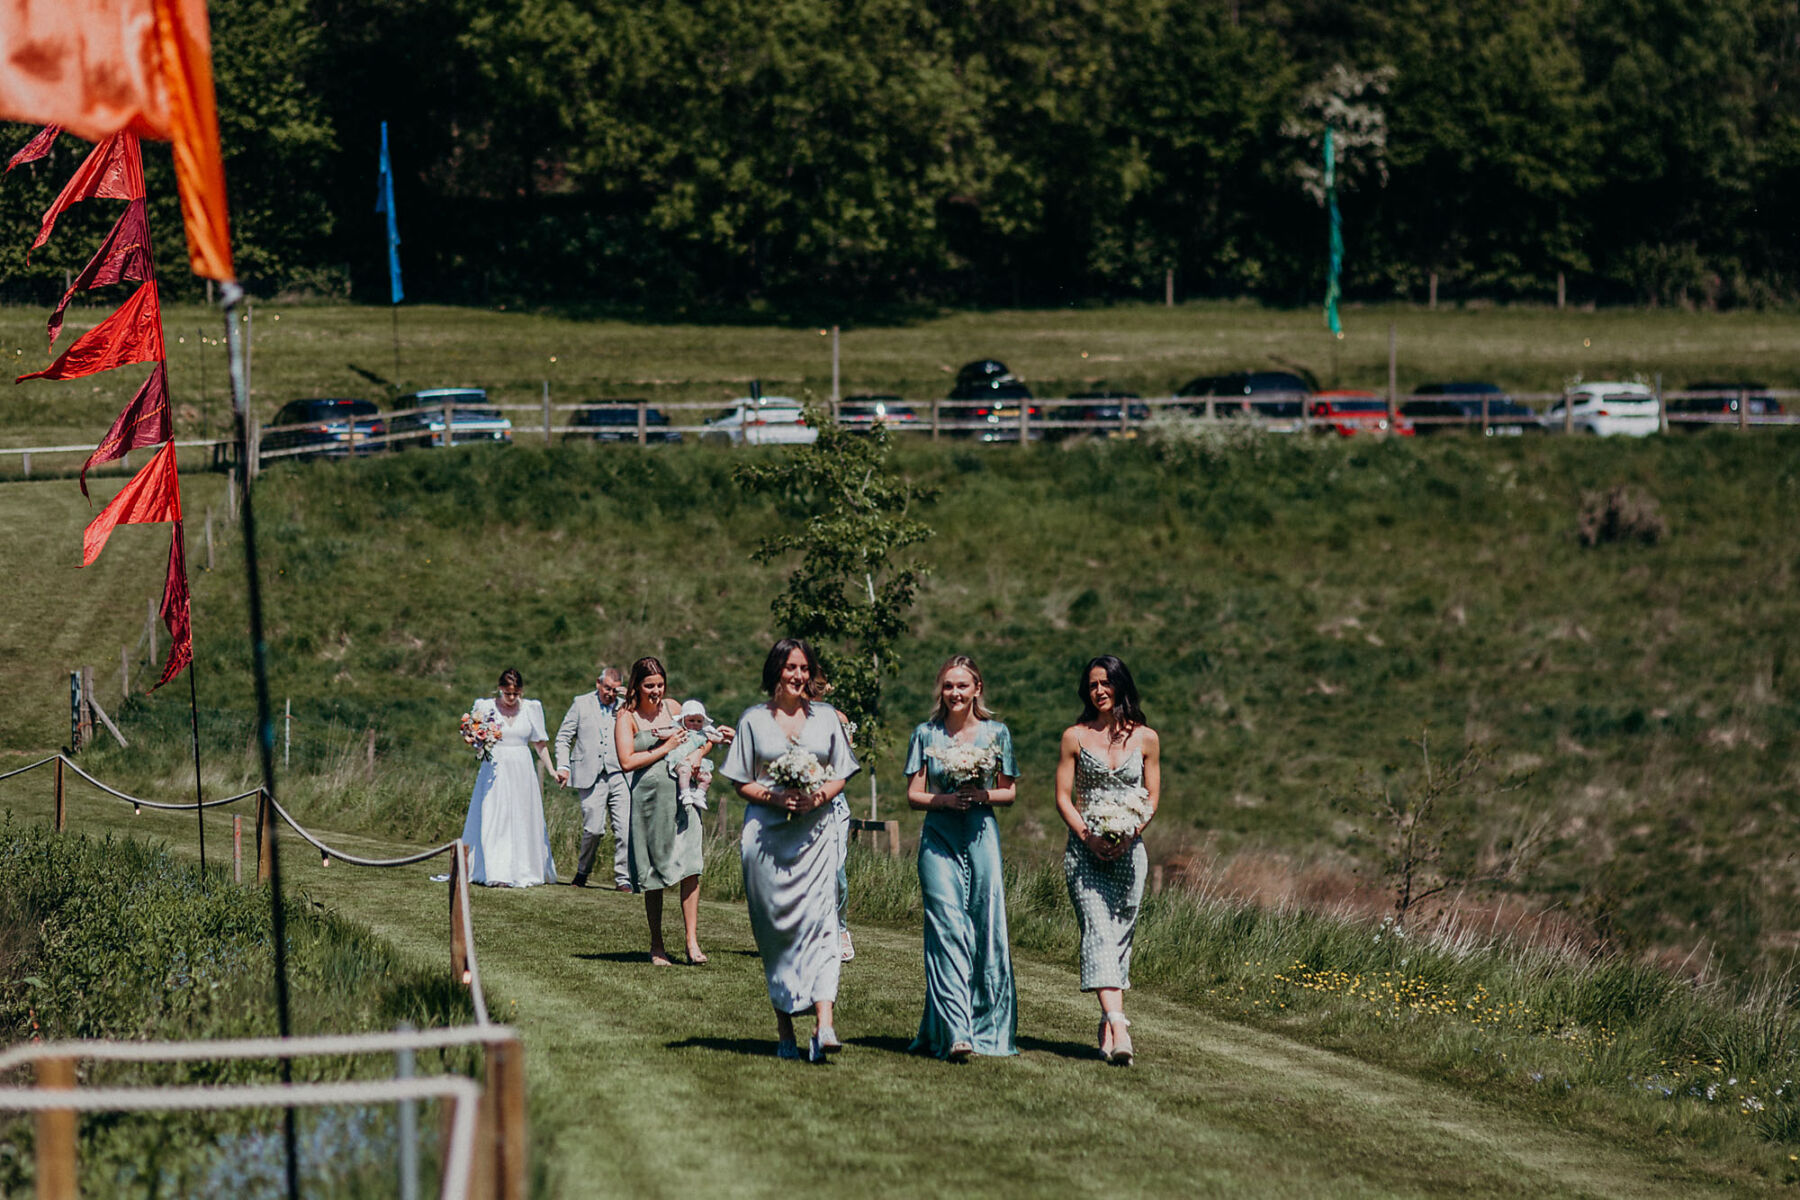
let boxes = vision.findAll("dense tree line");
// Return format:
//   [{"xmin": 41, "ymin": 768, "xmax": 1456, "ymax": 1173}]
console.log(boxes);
[{"xmin": 3, "ymin": 0, "xmax": 1797, "ymax": 310}]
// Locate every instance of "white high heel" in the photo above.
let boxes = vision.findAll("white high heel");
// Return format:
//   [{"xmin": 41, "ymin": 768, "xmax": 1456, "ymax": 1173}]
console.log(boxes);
[{"xmin": 1105, "ymin": 1013, "xmax": 1133, "ymax": 1066}]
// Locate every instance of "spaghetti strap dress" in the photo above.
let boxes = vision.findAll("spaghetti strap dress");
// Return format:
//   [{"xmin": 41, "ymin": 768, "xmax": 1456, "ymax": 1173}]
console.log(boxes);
[
  {"xmin": 905, "ymin": 719, "xmax": 1019, "ymax": 1058},
  {"xmin": 1062, "ymin": 746, "xmax": 1148, "ymax": 991}
]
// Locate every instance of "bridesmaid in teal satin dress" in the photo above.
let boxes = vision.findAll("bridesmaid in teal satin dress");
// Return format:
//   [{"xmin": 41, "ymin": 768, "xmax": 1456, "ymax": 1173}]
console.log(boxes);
[{"xmin": 905, "ymin": 655, "xmax": 1019, "ymax": 1062}]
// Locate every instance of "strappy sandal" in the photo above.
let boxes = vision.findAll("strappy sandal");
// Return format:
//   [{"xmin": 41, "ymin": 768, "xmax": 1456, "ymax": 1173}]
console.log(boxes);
[{"xmin": 1105, "ymin": 1013, "xmax": 1134, "ymax": 1066}]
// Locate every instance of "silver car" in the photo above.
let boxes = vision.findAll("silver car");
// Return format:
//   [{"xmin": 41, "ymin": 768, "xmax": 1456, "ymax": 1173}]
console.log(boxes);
[
  {"xmin": 702, "ymin": 397, "xmax": 819, "ymax": 445},
  {"xmin": 390, "ymin": 388, "xmax": 514, "ymax": 449}
]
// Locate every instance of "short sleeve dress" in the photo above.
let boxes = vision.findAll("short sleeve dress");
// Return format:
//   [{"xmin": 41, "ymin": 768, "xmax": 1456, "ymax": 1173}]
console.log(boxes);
[
  {"xmin": 720, "ymin": 701, "xmax": 860, "ymax": 1014},
  {"xmin": 904, "ymin": 720, "xmax": 1019, "ymax": 1058},
  {"xmin": 625, "ymin": 701, "xmax": 703, "ymax": 890},
  {"xmin": 459, "ymin": 697, "xmax": 556, "ymax": 887}
]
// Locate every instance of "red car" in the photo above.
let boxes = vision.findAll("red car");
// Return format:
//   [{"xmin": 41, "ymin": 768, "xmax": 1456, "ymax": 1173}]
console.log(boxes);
[{"xmin": 1309, "ymin": 390, "xmax": 1416, "ymax": 437}]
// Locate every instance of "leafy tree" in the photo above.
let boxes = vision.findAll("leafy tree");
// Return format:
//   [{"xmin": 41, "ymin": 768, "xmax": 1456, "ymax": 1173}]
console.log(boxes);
[{"xmin": 734, "ymin": 407, "xmax": 936, "ymax": 764}]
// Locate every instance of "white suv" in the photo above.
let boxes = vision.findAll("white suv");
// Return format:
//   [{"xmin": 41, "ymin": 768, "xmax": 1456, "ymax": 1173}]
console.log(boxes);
[
  {"xmin": 1543, "ymin": 381, "xmax": 1660, "ymax": 437},
  {"xmin": 702, "ymin": 397, "xmax": 819, "ymax": 445}
]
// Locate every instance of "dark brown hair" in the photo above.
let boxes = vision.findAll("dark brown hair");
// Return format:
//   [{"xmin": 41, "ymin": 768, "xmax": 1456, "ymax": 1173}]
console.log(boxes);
[
  {"xmin": 625, "ymin": 656, "xmax": 667, "ymax": 709},
  {"xmin": 1077, "ymin": 654, "xmax": 1145, "ymax": 728},
  {"xmin": 762, "ymin": 637, "xmax": 823, "ymax": 695},
  {"xmin": 497, "ymin": 667, "xmax": 524, "ymax": 691}
]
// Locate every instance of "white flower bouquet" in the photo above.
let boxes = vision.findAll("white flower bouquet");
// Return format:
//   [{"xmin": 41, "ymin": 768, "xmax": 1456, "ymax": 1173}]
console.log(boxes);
[
  {"xmin": 927, "ymin": 740, "xmax": 1001, "ymax": 789},
  {"xmin": 766, "ymin": 742, "xmax": 828, "ymax": 794},
  {"xmin": 459, "ymin": 710, "xmax": 504, "ymax": 761},
  {"xmin": 1082, "ymin": 785, "xmax": 1153, "ymax": 843}
]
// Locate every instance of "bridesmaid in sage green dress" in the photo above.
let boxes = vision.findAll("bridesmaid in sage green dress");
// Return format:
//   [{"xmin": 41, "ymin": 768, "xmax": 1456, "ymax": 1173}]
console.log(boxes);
[
  {"xmin": 905, "ymin": 655, "xmax": 1019, "ymax": 1061},
  {"xmin": 616, "ymin": 656, "xmax": 732, "ymax": 966},
  {"xmin": 1053, "ymin": 655, "xmax": 1160, "ymax": 1066}
]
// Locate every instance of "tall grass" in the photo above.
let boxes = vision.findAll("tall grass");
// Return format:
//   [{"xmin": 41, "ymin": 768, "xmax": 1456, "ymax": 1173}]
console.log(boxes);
[{"xmin": 0, "ymin": 819, "xmax": 476, "ymax": 1196}]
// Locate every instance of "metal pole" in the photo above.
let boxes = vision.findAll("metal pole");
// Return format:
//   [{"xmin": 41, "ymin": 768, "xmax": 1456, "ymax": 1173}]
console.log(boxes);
[
  {"xmin": 396, "ymin": 1021, "xmax": 420, "ymax": 1200},
  {"xmin": 285, "ymin": 697, "xmax": 291, "ymax": 770},
  {"xmin": 391, "ymin": 304, "xmax": 401, "ymax": 389},
  {"xmin": 220, "ymin": 280, "xmax": 300, "ymax": 1200},
  {"xmin": 187, "ymin": 655, "xmax": 207, "ymax": 876}
]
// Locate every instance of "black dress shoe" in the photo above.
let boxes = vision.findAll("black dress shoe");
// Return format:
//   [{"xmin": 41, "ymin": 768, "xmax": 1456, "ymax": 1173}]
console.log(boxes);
[{"xmin": 571, "ymin": 873, "xmax": 589, "ymax": 888}]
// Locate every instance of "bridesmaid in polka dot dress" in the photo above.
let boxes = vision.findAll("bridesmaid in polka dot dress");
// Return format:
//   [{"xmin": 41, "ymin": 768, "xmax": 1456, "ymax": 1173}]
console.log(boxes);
[{"xmin": 1053, "ymin": 655, "xmax": 1161, "ymax": 1065}]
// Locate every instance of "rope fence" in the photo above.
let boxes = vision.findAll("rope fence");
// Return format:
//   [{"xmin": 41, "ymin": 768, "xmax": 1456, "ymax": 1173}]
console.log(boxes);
[{"xmin": 0, "ymin": 755, "xmax": 520, "ymax": 1194}]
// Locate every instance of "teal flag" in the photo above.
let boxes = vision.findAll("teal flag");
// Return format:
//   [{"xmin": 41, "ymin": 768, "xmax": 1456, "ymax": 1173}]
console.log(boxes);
[
  {"xmin": 375, "ymin": 122, "xmax": 404, "ymax": 305},
  {"xmin": 1324, "ymin": 126, "xmax": 1342, "ymax": 336}
]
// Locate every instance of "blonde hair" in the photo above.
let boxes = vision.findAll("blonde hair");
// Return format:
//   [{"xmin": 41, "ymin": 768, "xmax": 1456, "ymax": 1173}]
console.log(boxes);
[{"xmin": 929, "ymin": 654, "xmax": 995, "ymax": 725}]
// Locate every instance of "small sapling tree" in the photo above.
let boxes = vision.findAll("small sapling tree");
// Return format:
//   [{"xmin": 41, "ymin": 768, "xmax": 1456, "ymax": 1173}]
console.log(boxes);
[{"xmin": 735, "ymin": 400, "xmax": 936, "ymax": 770}]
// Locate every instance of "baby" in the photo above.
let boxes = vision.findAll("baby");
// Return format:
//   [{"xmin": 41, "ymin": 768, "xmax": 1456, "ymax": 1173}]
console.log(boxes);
[{"xmin": 668, "ymin": 699, "xmax": 726, "ymax": 810}]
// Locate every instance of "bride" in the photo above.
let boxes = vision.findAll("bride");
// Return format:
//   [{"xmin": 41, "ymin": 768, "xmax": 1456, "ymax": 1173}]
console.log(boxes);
[{"xmin": 460, "ymin": 667, "xmax": 559, "ymax": 886}]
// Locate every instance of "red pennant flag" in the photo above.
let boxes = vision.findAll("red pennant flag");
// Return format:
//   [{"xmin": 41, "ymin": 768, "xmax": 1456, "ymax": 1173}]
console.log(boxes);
[
  {"xmin": 6, "ymin": 125, "xmax": 60, "ymax": 171},
  {"xmin": 0, "ymin": 0, "xmax": 234, "ymax": 281},
  {"xmin": 49, "ymin": 199, "xmax": 153, "ymax": 346},
  {"xmin": 152, "ymin": 524, "xmax": 193, "ymax": 690},
  {"xmin": 80, "ymin": 365, "xmax": 171, "ymax": 498},
  {"xmin": 17, "ymin": 281, "xmax": 163, "ymax": 383},
  {"xmin": 30, "ymin": 131, "xmax": 145, "ymax": 256},
  {"xmin": 82, "ymin": 440, "xmax": 181, "ymax": 567}
]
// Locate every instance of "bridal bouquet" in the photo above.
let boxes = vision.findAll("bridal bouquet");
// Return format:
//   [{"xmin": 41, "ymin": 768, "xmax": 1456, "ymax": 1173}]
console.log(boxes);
[
  {"xmin": 1082, "ymin": 785, "xmax": 1154, "ymax": 843},
  {"xmin": 459, "ymin": 710, "xmax": 504, "ymax": 761},
  {"xmin": 766, "ymin": 742, "xmax": 829, "ymax": 794},
  {"xmin": 927, "ymin": 740, "xmax": 1001, "ymax": 789}
]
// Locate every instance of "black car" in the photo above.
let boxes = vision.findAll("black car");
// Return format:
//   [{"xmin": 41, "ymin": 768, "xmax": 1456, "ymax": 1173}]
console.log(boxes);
[
  {"xmin": 1176, "ymin": 370, "xmax": 1313, "ymax": 423},
  {"xmin": 1668, "ymin": 381, "xmax": 1784, "ymax": 428},
  {"xmin": 953, "ymin": 359, "xmax": 1014, "ymax": 391},
  {"xmin": 1050, "ymin": 392, "xmax": 1150, "ymax": 439},
  {"xmin": 837, "ymin": 394, "xmax": 918, "ymax": 434},
  {"xmin": 565, "ymin": 402, "xmax": 681, "ymax": 443},
  {"xmin": 262, "ymin": 397, "xmax": 385, "ymax": 459},
  {"xmin": 1403, "ymin": 382, "xmax": 1539, "ymax": 436}
]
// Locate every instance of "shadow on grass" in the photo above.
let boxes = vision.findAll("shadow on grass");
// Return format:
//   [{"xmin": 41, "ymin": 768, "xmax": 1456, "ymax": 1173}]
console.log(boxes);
[
  {"xmin": 845, "ymin": 1035, "xmax": 917, "ymax": 1056},
  {"xmin": 664, "ymin": 1036, "xmax": 776, "ymax": 1057},
  {"xmin": 1018, "ymin": 1035, "xmax": 1103, "ymax": 1062}
]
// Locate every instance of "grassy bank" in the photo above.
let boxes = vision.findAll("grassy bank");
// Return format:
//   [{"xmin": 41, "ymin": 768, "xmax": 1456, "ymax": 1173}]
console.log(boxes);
[
  {"xmin": 4, "ymin": 300, "xmax": 1800, "ymax": 451},
  {"xmin": 0, "ymin": 820, "xmax": 476, "ymax": 1196},
  {"xmin": 41, "ymin": 428, "xmax": 1798, "ymax": 985}
]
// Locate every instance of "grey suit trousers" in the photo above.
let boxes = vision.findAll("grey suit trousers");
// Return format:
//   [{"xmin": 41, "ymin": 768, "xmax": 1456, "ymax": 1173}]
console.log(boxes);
[{"xmin": 574, "ymin": 772, "xmax": 631, "ymax": 886}]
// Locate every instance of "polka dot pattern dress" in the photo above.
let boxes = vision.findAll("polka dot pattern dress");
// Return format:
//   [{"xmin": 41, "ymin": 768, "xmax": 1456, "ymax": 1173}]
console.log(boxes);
[{"xmin": 1063, "ymin": 746, "xmax": 1148, "ymax": 992}]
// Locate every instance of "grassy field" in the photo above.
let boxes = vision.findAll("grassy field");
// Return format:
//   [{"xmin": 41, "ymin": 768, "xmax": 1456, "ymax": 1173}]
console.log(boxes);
[
  {"xmin": 3, "ymin": 300, "xmax": 1799, "ymax": 451},
  {"xmin": 6, "ymin": 778, "xmax": 1795, "ymax": 1198},
  {"xmin": 7, "ymin": 428, "xmax": 1800, "ymax": 988}
]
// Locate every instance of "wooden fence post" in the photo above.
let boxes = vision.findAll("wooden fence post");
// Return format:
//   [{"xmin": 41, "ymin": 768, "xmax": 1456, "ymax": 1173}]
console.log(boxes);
[
  {"xmin": 20, "ymin": 451, "xmax": 28, "ymax": 478},
  {"xmin": 233, "ymin": 814, "xmax": 243, "ymax": 884},
  {"xmin": 542, "ymin": 381, "xmax": 552, "ymax": 445},
  {"xmin": 830, "ymin": 326, "xmax": 840, "ymax": 407},
  {"xmin": 442, "ymin": 397, "xmax": 454, "ymax": 448},
  {"xmin": 485, "ymin": 1037, "xmax": 529, "ymax": 1200},
  {"xmin": 53, "ymin": 757, "xmax": 65, "ymax": 832},
  {"xmin": 205, "ymin": 507, "xmax": 215, "ymax": 570},
  {"xmin": 1165, "ymin": 266, "xmax": 1174, "ymax": 307},
  {"xmin": 79, "ymin": 666, "xmax": 95, "ymax": 749},
  {"xmin": 1738, "ymin": 386, "xmax": 1749, "ymax": 431},
  {"xmin": 69, "ymin": 672, "xmax": 80, "ymax": 753},
  {"xmin": 226, "ymin": 468, "xmax": 237, "ymax": 522},
  {"xmin": 256, "ymin": 788, "xmax": 274, "ymax": 883},
  {"xmin": 121, "ymin": 644, "xmax": 130, "ymax": 705},
  {"xmin": 1563, "ymin": 392, "xmax": 1574, "ymax": 434},
  {"xmin": 1386, "ymin": 323, "xmax": 1398, "ymax": 429},
  {"xmin": 366, "ymin": 729, "xmax": 377, "ymax": 780},
  {"xmin": 930, "ymin": 399, "xmax": 941, "ymax": 442},
  {"xmin": 1018, "ymin": 401, "xmax": 1029, "ymax": 445},
  {"xmin": 636, "ymin": 400, "xmax": 648, "ymax": 446},
  {"xmin": 146, "ymin": 597, "xmax": 158, "ymax": 668},
  {"xmin": 36, "ymin": 1056, "xmax": 77, "ymax": 1200}
]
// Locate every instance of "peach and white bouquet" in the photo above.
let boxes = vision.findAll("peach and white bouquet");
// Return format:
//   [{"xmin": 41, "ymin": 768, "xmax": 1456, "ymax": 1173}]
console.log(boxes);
[{"xmin": 459, "ymin": 710, "xmax": 504, "ymax": 761}]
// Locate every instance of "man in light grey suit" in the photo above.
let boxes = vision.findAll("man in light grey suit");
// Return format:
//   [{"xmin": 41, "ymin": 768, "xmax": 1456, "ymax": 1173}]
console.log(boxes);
[{"xmin": 555, "ymin": 666, "xmax": 631, "ymax": 890}]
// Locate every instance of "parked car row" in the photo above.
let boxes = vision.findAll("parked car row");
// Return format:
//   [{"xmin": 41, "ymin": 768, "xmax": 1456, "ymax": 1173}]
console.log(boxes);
[{"xmin": 264, "ymin": 366, "xmax": 1788, "ymax": 461}]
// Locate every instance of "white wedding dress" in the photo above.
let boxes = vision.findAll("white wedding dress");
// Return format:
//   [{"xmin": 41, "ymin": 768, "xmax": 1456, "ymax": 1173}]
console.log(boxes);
[{"xmin": 459, "ymin": 697, "xmax": 557, "ymax": 886}]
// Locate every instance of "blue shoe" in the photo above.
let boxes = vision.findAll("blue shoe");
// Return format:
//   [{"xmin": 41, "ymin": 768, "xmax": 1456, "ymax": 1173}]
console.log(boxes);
[{"xmin": 776, "ymin": 1038, "xmax": 801, "ymax": 1060}]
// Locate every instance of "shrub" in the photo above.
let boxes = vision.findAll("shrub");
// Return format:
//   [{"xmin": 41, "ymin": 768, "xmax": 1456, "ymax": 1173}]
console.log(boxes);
[{"xmin": 1577, "ymin": 484, "xmax": 1666, "ymax": 546}]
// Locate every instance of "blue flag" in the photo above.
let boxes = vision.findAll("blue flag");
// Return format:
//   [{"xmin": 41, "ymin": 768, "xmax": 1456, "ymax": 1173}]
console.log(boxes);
[
  {"xmin": 1323, "ymin": 126, "xmax": 1341, "ymax": 336},
  {"xmin": 375, "ymin": 121, "xmax": 404, "ymax": 305}
]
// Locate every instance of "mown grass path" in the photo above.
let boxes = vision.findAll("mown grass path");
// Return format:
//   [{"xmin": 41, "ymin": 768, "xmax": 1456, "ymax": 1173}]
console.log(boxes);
[{"xmin": 3, "ymin": 780, "xmax": 1766, "ymax": 1199}]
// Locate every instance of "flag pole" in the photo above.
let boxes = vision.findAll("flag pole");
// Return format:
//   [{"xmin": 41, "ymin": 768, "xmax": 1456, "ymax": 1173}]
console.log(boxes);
[
  {"xmin": 186, "ymin": 644, "xmax": 207, "ymax": 876},
  {"xmin": 219, "ymin": 279, "xmax": 300, "ymax": 1200}
]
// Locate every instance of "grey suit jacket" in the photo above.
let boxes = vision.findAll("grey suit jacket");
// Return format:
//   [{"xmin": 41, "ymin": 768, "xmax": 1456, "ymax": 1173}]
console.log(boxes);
[{"xmin": 554, "ymin": 691, "xmax": 620, "ymax": 790}]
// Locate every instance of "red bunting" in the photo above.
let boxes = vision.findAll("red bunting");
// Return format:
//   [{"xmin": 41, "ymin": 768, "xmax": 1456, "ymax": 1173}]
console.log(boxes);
[
  {"xmin": 49, "ymin": 199, "xmax": 153, "ymax": 346},
  {"xmin": 82, "ymin": 439, "xmax": 181, "ymax": 567},
  {"xmin": 6, "ymin": 125, "xmax": 60, "ymax": 171},
  {"xmin": 18, "ymin": 281, "xmax": 163, "ymax": 383},
  {"xmin": 30, "ymin": 131, "xmax": 145, "ymax": 256},
  {"xmin": 80, "ymin": 365, "xmax": 171, "ymax": 498},
  {"xmin": 152, "ymin": 524, "xmax": 192, "ymax": 689}
]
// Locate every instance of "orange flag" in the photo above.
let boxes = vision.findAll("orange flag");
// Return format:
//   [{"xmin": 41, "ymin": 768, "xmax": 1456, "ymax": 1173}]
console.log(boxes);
[
  {"xmin": 0, "ymin": 0, "xmax": 233, "ymax": 281},
  {"xmin": 82, "ymin": 439, "xmax": 181, "ymax": 567},
  {"xmin": 153, "ymin": 523, "xmax": 192, "ymax": 689},
  {"xmin": 17, "ymin": 281, "xmax": 163, "ymax": 383},
  {"xmin": 30, "ymin": 131, "xmax": 144, "ymax": 255}
]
